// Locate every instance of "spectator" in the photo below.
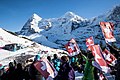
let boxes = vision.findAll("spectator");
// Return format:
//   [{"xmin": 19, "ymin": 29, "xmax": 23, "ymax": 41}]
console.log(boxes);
[
  {"xmin": 70, "ymin": 56, "xmax": 79, "ymax": 71},
  {"xmin": 14, "ymin": 63, "xmax": 30, "ymax": 80},
  {"xmin": 29, "ymin": 54, "xmax": 44, "ymax": 80},
  {"xmin": 0, "ymin": 64, "xmax": 4, "ymax": 76},
  {"xmin": 52, "ymin": 54, "xmax": 61, "ymax": 72},
  {"xmin": 82, "ymin": 51, "xmax": 95, "ymax": 80},
  {"xmin": 0, "ymin": 64, "xmax": 6, "ymax": 80},
  {"xmin": 47, "ymin": 56, "xmax": 53, "ymax": 65},
  {"xmin": 6, "ymin": 62, "xmax": 16, "ymax": 80},
  {"xmin": 58, "ymin": 56, "xmax": 75, "ymax": 80}
]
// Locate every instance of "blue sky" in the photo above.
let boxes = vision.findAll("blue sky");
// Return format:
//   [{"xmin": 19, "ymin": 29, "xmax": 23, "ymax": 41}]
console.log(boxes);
[{"xmin": 0, "ymin": 0, "xmax": 120, "ymax": 31}]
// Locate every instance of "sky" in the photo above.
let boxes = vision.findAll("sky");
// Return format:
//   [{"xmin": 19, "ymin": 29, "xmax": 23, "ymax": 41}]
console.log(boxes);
[{"xmin": 0, "ymin": 0, "xmax": 120, "ymax": 31}]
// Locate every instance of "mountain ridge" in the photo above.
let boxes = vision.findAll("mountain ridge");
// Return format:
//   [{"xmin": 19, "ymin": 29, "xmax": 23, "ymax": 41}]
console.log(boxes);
[{"xmin": 15, "ymin": 5, "xmax": 120, "ymax": 50}]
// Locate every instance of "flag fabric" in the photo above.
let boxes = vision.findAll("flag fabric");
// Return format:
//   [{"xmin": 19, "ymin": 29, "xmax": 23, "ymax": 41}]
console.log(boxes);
[
  {"xmin": 99, "ymin": 22, "xmax": 116, "ymax": 42},
  {"xmin": 65, "ymin": 38, "xmax": 80, "ymax": 56},
  {"xmin": 86, "ymin": 36, "xmax": 94, "ymax": 50},
  {"xmin": 102, "ymin": 49, "xmax": 117, "ymax": 66},
  {"xmin": 92, "ymin": 61, "xmax": 102, "ymax": 71},
  {"xmin": 34, "ymin": 58, "xmax": 58, "ymax": 80},
  {"xmin": 99, "ymin": 73, "xmax": 106, "ymax": 80},
  {"xmin": 91, "ymin": 45, "xmax": 110, "ymax": 73}
]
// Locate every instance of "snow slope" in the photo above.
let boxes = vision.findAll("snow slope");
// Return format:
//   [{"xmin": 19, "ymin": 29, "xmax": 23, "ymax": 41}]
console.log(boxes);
[{"xmin": 0, "ymin": 28, "xmax": 67, "ymax": 66}]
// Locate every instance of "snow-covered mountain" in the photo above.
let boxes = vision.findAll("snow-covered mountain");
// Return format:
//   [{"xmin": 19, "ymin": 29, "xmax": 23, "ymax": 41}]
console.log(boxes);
[
  {"xmin": 17, "ymin": 13, "xmax": 42, "ymax": 36},
  {"xmin": 18, "ymin": 5, "xmax": 120, "ymax": 50}
]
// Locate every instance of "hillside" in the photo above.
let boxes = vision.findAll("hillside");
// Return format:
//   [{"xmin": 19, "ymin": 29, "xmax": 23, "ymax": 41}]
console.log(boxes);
[{"xmin": 0, "ymin": 28, "xmax": 66, "ymax": 66}]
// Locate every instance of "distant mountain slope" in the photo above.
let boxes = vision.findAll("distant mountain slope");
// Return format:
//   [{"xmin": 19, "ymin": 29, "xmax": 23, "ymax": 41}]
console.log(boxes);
[{"xmin": 18, "ymin": 5, "xmax": 120, "ymax": 50}]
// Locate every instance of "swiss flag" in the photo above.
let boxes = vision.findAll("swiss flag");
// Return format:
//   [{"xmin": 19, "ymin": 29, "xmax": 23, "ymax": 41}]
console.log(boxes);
[
  {"xmin": 34, "ymin": 58, "xmax": 57, "ymax": 80},
  {"xmin": 86, "ymin": 36, "xmax": 94, "ymax": 50},
  {"xmin": 65, "ymin": 38, "xmax": 80, "ymax": 56},
  {"xmin": 91, "ymin": 45, "xmax": 110, "ymax": 73},
  {"xmin": 99, "ymin": 73, "xmax": 106, "ymax": 80},
  {"xmin": 99, "ymin": 22, "xmax": 116, "ymax": 42},
  {"xmin": 102, "ymin": 49, "xmax": 117, "ymax": 66}
]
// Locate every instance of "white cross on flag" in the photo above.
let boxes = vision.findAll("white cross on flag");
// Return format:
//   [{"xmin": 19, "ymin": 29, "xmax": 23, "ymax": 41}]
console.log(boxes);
[
  {"xmin": 65, "ymin": 38, "xmax": 80, "ymax": 56},
  {"xmin": 86, "ymin": 36, "xmax": 94, "ymax": 50},
  {"xmin": 91, "ymin": 45, "xmax": 110, "ymax": 73},
  {"xmin": 102, "ymin": 49, "xmax": 117, "ymax": 66},
  {"xmin": 99, "ymin": 22, "xmax": 116, "ymax": 42},
  {"xmin": 99, "ymin": 73, "xmax": 106, "ymax": 80},
  {"xmin": 34, "ymin": 58, "xmax": 58, "ymax": 80}
]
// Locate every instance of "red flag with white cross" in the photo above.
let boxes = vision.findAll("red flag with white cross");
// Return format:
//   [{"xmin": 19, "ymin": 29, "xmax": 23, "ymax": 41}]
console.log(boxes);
[
  {"xmin": 65, "ymin": 38, "xmax": 80, "ymax": 56},
  {"xmin": 91, "ymin": 45, "xmax": 110, "ymax": 73},
  {"xmin": 34, "ymin": 58, "xmax": 58, "ymax": 80},
  {"xmin": 102, "ymin": 49, "xmax": 117, "ymax": 66},
  {"xmin": 86, "ymin": 36, "xmax": 94, "ymax": 50},
  {"xmin": 99, "ymin": 72, "xmax": 106, "ymax": 80},
  {"xmin": 99, "ymin": 22, "xmax": 116, "ymax": 42}
]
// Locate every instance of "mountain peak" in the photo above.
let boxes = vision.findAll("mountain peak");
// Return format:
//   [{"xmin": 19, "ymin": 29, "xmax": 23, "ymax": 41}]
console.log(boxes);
[
  {"xmin": 64, "ymin": 11, "xmax": 76, "ymax": 16},
  {"xmin": 18, "ymin": 13, "xmax": 42, "ymax": 36},
  {"xmin": 31, "ymin": 13, "xmax": 42, "ymax": 21},
  {"xmin": 62, "ymin": 11, "xmax": 84, "ymax": 21}
]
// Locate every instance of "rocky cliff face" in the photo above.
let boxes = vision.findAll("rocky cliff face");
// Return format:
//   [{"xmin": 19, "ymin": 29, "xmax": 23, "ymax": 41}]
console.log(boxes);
[{"xmin": 17, "ymin": 14, "xmax": 42, "ymax": 36}]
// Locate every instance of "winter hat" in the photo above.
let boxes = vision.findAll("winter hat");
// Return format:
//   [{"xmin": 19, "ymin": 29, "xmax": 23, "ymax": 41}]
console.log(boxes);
[
  {"xmin": 61, "ymin": 56, "xmax": 69, "ymax": 62},
  {"xmin": 71, "ymin": 57, "xmax": 75, "ymax": 63},
  {"xmin": 9, "ymin": 62, "xmax": 14, "ymax": 68},
  {"xmin": 0, "ymin": 64, "xmax": 4, "ymax": 70},
  {"xmin": 34, "ymin": 54, "xmax": 41, "ymax": 61}
]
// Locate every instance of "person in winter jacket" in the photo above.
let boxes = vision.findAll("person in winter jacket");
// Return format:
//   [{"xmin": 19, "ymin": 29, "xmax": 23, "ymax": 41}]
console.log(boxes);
[
  {"xmin": 29, "ymin": 54, "xmax": 45, "ymax": 80},
  {"xmin": 47, "ymin": 56, "xmax": 53, "ymax": 64},
  {"xmin": 14, "ymin": 63, "xmax": 30, "ymax": 80},
  {"xmin": 82, "ymin": 52, "xmax": 95, "ymax": 80},
  {"xmin": 52, "ymin": 54, "xmax": 61, "ymax": 72},
  {"xmin": 0, "ymin": 64, "xmax": 6, "ymax": 80},
  {"xmin": 5, "ymin": 62, "xmax": 16, "ymax": 80},
  {"xmin": 58, "ymin": 56, "xmax": 75, "ymax": 80},
  {"xmin": 70, "ymin": 56, "xmax": 79, "ymax": 71},
  {"xmin": 0, "ymin": 64, "xmax": 4, "ymax": 77}
]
